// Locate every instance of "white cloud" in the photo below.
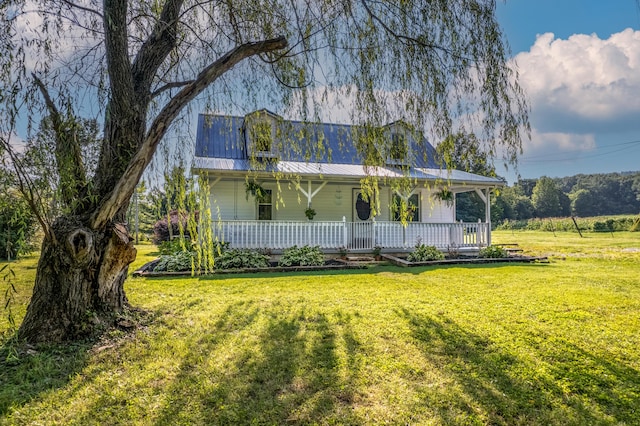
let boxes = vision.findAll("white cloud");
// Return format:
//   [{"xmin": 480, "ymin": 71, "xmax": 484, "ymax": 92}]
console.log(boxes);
[
  {"xmin": 524, "ymin": 129, "xmax": 596, "ymax": 156},
  {"xmin": 515, "ymin": 29, "xmax": 640, "ymax": 134}
]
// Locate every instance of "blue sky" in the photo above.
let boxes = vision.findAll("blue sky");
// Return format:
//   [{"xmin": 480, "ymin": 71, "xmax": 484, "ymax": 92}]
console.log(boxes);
[{"xmin": 495, "ymin": 0, "xmax": 640, "ymax": 182}]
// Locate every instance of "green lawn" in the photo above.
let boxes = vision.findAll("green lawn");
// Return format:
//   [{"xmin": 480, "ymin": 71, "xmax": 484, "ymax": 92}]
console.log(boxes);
[{"xmin": 1, "ymin": 231, "xmax": 640, "ymax": 425}]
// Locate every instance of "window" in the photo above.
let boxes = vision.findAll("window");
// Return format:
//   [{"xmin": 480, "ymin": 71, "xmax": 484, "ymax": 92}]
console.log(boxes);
[
  {"xmin": 388, "ymin": 132, "xmax": 409, "ymax": 166},
  {"xmin": 249, "ymin": 120, "xmax": 276, "ymax": 158},
  {"xmin": 257, "ymin": 189, "xmax": 272, "ymax": 220},
  {"xmin": 393, "ymin": 193, "xmax": 420, "ymax": 222}
]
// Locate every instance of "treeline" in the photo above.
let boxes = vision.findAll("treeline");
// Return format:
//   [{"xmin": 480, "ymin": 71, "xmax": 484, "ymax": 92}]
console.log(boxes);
[{"xmin": 457, "ymin": 171, "xmax": 640, "ymax": 224}]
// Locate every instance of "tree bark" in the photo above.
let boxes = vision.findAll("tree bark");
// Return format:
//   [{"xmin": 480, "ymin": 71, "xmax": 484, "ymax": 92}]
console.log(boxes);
[{"xmin": 18, "ymin": 217, "xmax": 136, "ymax": 343}]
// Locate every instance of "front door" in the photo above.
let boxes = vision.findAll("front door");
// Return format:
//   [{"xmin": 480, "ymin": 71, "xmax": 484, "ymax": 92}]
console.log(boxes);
[{"xmin": 351, "ymin": 189, "xmax": 373, "ymax": 249}]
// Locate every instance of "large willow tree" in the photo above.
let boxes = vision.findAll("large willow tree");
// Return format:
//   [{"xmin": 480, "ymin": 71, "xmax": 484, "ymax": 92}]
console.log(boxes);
[{"xmin": 0, "ymin": 0, "xmax": 528, "ymax": 343}]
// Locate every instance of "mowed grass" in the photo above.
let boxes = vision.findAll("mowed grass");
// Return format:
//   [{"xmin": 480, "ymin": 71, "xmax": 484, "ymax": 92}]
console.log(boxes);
[{"xmin": 1, "ymin": 231, "xmax": 639, "ymax": 425}]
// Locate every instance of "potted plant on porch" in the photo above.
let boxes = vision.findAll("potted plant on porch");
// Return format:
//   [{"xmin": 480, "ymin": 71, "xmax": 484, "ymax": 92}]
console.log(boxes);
[{"xmin": 305, "ymin": 207, "xmax": 317, "ymax": 220}]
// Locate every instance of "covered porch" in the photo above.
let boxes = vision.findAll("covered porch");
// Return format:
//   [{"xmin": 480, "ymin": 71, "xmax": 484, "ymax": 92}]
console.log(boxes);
[{"xmin": 212, "ymin": 219, "xmax": 490, "ymax": 252}]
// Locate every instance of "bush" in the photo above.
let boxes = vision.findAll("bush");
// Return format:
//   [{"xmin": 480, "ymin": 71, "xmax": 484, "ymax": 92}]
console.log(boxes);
[
  {"xmin": 0, "ymin": 191, "xmax": 38, "ymax": 260},
  {"xmin": 279, "ymin": 245, "xmax": 325, "ymax": 267},
  {"xmin": 157, "ymin": 239, "xmax": 192, "ymax": 255},
  {"xmin": 152, "ymin": 210, "xmax": 198, "ymax": 244},
  {"xmin": 407, "ymin": 244, "xmax": 444, "ymax": 262},
  {"xmin": 478, "ymin": 245, "xmax": 509, "ymax": 259},
  {"xmin": 153, "ymin": 251, "xmax": 194, "ymax": 272},
  {"xmin": 631, "ymin": 217, "xmax": 640, "ymax": 232},
  {"xmin": 215, "ymin": 249, "xmax": 270, "ymax": 270}
]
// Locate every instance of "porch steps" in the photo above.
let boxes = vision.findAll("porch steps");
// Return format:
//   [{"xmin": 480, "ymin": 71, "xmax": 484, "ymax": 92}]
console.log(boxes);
[{"xmin": 495, "ymin": 243, "xmax": 524, "ymax": 253}]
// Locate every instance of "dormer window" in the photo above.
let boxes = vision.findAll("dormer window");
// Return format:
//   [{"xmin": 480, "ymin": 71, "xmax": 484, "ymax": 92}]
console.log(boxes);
[
  {"xmin": 251, "ymin": 121, "xmax": 274, "ymax": 156},
  {"xmin": 245, "ymin": 110, "xmax": 280, "ymax": 161},
  {"xmin": 387, "ymin": 130, "xmax": 410, "ymax": 167}
]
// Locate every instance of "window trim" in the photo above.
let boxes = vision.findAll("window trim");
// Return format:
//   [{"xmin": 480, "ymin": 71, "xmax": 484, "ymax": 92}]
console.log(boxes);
[
  {"xmin": 257, "ymin": 188, "xmax": 273, "ymax": 220},
  {"xmin": 392, "ymin": 192, "xmax": 420, "ymax": 222}
]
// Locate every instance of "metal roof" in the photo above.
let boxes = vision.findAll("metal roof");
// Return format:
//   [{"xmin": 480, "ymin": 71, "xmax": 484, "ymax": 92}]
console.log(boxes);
[
  {"xmin": 194, "ymin": 113, "xmax": 504, "ymax": 187},
  {"xmin": 193, "ymin": 157, "xmax": 504, "ymax": 186}
]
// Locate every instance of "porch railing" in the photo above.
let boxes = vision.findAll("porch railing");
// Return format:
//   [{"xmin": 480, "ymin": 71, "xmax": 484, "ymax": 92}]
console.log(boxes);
[{"xmin": 213, "ymin": 219, "xmax": 490, "ymax": 251}]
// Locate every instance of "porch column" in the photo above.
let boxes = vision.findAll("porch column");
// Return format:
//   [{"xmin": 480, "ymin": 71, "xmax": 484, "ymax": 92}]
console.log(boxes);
[
  {"xmin": 474, "ymin": 187, "xmax": 492, "ymax": 247},
  {"xmin": 486, "ymin": 188, "xmax": 491, "ymax": 246}
]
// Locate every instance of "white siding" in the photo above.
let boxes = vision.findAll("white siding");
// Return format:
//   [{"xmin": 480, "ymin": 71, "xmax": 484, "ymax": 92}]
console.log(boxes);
[
  {"xmin": 209, "ymin": 179, "xmax": 255, "ymax": 220},
  {"xmin": 209, "ymin": 177, "xmax": 455, "ymax": 223},
  {"xmin": 421, "ymin": 189, "xmax": 455, "ymax": 223}
]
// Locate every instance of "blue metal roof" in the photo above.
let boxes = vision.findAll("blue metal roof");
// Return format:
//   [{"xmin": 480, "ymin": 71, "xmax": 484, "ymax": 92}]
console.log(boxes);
[{"xmin": 195, "ymin": 113, "xmax": 440, "ymax": 168}]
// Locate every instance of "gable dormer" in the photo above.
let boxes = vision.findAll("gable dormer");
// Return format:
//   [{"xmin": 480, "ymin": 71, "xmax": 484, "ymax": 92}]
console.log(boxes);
[
  {"xmin": 243, "ymin": 109, "xmax": 281, "ymax": 161},
  {"xmin": 384, "ymin": 121, "xmax": 413, "ymax": 167}
]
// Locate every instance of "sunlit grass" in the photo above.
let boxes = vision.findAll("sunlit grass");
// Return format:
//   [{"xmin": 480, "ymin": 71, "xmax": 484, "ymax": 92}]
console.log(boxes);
[{"xmin": 1, "ymin": 231, "xmax": 639, "ymax": 424}]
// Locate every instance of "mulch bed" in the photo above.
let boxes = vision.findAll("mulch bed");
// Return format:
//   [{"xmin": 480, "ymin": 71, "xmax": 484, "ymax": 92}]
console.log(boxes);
[{"xmin": 132, "ymin": 254, "xmax": 548, "ymax": 277}]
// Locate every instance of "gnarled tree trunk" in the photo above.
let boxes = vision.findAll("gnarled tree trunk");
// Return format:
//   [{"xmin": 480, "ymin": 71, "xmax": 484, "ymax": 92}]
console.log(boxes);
[{"xmin": 19, "ymin": 217, "xmax": 136, "ymax": 343}]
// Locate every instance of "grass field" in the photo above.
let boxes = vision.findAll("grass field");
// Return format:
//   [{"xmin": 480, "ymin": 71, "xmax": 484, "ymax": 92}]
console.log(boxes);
[{"xmin": 1, "ymin": 231, "xmax": 639, "ymax": 425}]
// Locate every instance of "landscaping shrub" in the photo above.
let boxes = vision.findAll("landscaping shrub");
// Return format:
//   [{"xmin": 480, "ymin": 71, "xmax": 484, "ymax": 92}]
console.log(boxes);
[
  {"xmin": 153, "ymin": 251, "xmax": 194, "ymax": 272},
  {"xmin": 407, "ymin": 244, "xmax": 444, "ymax": 262},
  {"xmin": 152, "ymin": 210, "xmax": 198, "ymax": 244},
  {"xmin": 157, "ymin": 239, "xmax": 192, "ymax": 255},
  {"xmin": 279, "ymin": 245, "xmax": 325, "ymax": 267},
  {"xmin": 215, "ymin": 249, "xmax": 270, "ymax": 270},
  {"xmin": 478, "ymin": 245, "xmax": 509, "ymax": 259}
]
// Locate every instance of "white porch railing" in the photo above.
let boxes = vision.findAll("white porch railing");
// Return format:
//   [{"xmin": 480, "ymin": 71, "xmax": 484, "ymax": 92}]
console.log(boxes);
[{"xmin": 213, "ymin": 219, "xmax": 490, "ymax": 251}]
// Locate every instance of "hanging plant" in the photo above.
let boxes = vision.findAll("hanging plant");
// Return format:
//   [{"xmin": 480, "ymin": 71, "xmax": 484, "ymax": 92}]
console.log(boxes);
[
  {"xmin": 434, "ymin": 188, "xmax": 454, "ymax": 207},
  {"xmin": 245, "ymin": 180, "xmax": 267, "ymax": 200},
  {"xmin": 305, "ymin": 207, "xmax": 317, "ymax": 220}
]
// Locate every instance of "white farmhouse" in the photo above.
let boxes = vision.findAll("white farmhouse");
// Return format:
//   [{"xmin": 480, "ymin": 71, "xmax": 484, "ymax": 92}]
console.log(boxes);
[{"xmin": 193, "ymin": 110, "xmax": 503, "ymax": 252}]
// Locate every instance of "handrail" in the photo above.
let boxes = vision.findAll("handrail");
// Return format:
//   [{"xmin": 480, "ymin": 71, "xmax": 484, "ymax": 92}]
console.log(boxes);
[{"xmin": 213, "ymin": 220, "xmax": 490, "ymax": 251}]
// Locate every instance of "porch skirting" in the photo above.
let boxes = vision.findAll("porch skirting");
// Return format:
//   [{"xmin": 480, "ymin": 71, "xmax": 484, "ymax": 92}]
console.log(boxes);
[{"xmin": 211, "ymin": 220, "xmax": 490, "ymax": 252}]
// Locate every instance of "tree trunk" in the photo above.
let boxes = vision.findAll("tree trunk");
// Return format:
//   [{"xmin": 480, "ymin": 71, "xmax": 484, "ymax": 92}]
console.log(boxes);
[{"xmin": 18, "ymin": 216, "xmax": 137, "ymax": 343}]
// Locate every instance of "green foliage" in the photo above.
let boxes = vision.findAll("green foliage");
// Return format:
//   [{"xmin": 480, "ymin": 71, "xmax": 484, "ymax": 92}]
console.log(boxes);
[
  {"xmin": 304, "ymin": 207, "xmax": 316, "ymax": 220},
  {"xmin": 519, "ymin": 172, "xmax": 640, "ymax": 218},
  {"xmin": 631, "ymin": 217, "xmax": 640, "ymax": 232},
  {"xmin": 157, "ymin": 239, "xmax": 194, "ymax": 256},
  {"xmin": 215, "ymin": 249, "xmax": 270, "ymax": 270},
  {"xmin": 1, "ymin": 264, "xmax": 18, "ymax": 352},
  {"xmin": 407, "ymin": 244, "xmax": 444, "ymax": 262},
  {"xmin": 278, "ymin": 245, "xmax": 325, "ymax": 267},
  {"xmin": 496, "ymin": 215, "xmax": 637, "ymax": 233},
  {"xmin": 478, "ymin": 245, "xmax": 509, "ymax": 259},
  {"xmin": 0, "ymin": 190, "xmax": 37, "ymax": 260},
  {"xmin": 532, "ymin": 176, "xmax": 562, "ymax": 218},
  {"xmin": 153, "ymin": 251, "xmax": 194, "ymax": 272}
]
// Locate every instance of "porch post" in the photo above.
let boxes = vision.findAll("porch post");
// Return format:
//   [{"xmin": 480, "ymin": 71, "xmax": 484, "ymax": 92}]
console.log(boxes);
[
  {"xmin": 486, "ymin": 188, "xmax": 491, "ymax": 246},
  {"xmin": 342, "ymin": 216, "xmax": 348, "ymax": 249}
]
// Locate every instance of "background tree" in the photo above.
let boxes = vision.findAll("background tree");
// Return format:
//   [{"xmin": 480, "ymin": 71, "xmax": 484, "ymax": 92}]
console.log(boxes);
[
  {"xmin": 531, "ymin": 176, "xmax": 562, "ymax": 218},
  {"xmin": 570, "ymin": 188, "xmax": 595, "ymax": 217},
  {"xmin": 0, "ymin": 0, "xmax": 529, "ymax": 343},
  {"xmin": 436, "ymin": 132, "xmax": 498, "ymax": 222}
]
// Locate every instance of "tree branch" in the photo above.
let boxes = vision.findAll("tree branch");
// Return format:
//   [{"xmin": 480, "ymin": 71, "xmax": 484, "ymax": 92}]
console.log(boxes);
[
  {"xmin": 91, "ymin": 36, "xmax": 288, "ymax": 229},
  {"xmin": 150, "ymin": 80, "xmax": 195, "ymax": 99},
  {"xmin": 131, "ymin": 0, "xmax": 184, "ymax": 97},
  {"xmin": 32, "ymin": 74, "xmax": 87, "ymax": 210}
]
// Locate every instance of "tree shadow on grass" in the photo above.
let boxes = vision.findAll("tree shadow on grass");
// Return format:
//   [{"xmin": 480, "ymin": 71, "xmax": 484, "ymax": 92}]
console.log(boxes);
[
  {"xmin": 398, "ymin": 308, "xmax": 638, "ymax": 425},
  {"xmin": 153, "ymin": 305, "xmax": 364, "ymax": 425},
  {"xmin": 0, "ymin": 338, "xmax": 93, "ymax": 416}
]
